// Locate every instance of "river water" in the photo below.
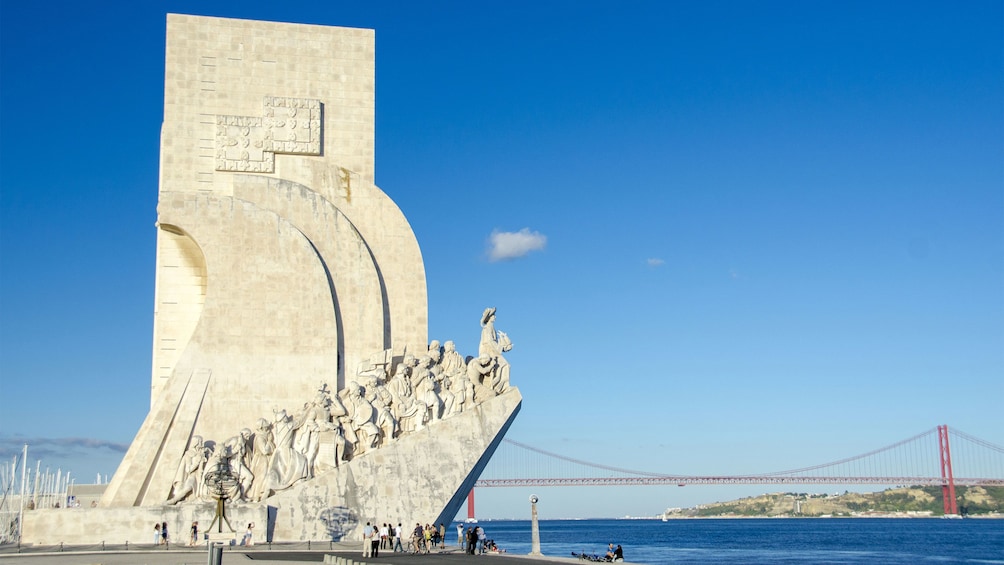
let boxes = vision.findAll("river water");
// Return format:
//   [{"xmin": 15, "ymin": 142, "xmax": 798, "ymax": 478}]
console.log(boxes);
[{"xmin": 456, "ymin": 518, "xmax": 1003, "ymax": 564}]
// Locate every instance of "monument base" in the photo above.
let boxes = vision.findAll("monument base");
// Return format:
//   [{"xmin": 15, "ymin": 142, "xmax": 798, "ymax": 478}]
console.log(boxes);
[
  {"xmin": 20, "ymin": 389, "xmax": 521, "ymax": 545},
  {"xmin": 20, "ymin": 502, "xmax": 267, "ymax": 547}
]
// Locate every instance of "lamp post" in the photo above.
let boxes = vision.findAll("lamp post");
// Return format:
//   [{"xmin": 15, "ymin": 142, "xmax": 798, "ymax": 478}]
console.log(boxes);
[{"xmin": 529, "ymin": 495, "xmax": 541, "ymax": 556}]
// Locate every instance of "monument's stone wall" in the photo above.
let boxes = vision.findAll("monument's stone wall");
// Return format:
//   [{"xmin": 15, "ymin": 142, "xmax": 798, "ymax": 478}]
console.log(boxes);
[
  {"xmin": 97, "ymin": 14, "xmax": 434, "ymax": 510},
  {"xmin": 22, "ymin": 13, "xmax": 526, "ymax": 545},
  {"xmin": 22, "ymin": 503, "xmax": 268, "ymax": 547},
  {"xmin": 151, "ymin": 14, "xmax": 426, "ymax": 405}
]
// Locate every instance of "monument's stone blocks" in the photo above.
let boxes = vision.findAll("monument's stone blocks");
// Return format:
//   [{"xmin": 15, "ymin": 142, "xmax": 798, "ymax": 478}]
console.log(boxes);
[
  {"xmin": 20, "ymin": 13, "xmax": 523, "ymax": 545},
  {"xmin": 151, "ymin": 14, "xmax": 423, "ymax": 407},
  {"xmin": 22, "ymin": 503, "xmax": 267, "ymax": 547}
]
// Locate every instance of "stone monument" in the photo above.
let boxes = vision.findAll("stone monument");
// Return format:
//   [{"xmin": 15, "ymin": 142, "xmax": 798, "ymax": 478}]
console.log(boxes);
[{"xmin": 20, "ymin": 14, "xmax": 521, "ymax": 545}]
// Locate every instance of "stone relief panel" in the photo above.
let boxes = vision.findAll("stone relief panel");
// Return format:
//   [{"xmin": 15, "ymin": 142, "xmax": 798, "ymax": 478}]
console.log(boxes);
[
  {"xmin": 166, "ymin": 307, "xmax": 514, "ymax": 505},
  {"xmin": 216, "ymin": 96, "xmax": 322, "ymax": 173}
]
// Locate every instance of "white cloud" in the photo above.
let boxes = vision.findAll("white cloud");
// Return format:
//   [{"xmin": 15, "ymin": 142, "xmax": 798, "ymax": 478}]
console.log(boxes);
[
  {"xmin": 488, "ymin": 228, "xmax": 547, "ymax": 262},
  {"xmin": 646, "ymin": 258, "xmax": 665, "ymax": 267}
]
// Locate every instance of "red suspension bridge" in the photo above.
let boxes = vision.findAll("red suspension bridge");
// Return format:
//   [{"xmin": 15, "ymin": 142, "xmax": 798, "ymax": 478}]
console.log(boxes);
[{"xmin": 467, "ymin": 425, "xmax": 1004, "ymax": 517}]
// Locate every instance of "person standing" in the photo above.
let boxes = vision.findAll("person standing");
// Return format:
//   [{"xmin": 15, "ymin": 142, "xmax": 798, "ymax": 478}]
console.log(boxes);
[
  {"xmin": 189, "ymin": 522, "xmax": 198, "ymax": 546},
  {"xmin": 371, "ymin": 521, "xmax": 380, "ymax": 558},
  {"xmin": 362, "ymin": 522, "xmax": 374, "ymax": 557},
  {"xmin": 154, "ymin": 523, "xmax": 161, "ymax": 545},
  {"xmin": 457, "ymin": 523, "xmax": 464, "ymax": 548},
  {"xmin": 161, "ymin": 521, "xmax": 169, "ymax": 545},
  {"xmin": 438, "ymin": 523, "xmax": 446, "ymax": 549},
  {"xmin": 465, "ymin": 526, "xmax": 476, "ymax": 555},
  {"xmin": 476, "ymin": 525, "xmax": 486, "ymax": 554}
]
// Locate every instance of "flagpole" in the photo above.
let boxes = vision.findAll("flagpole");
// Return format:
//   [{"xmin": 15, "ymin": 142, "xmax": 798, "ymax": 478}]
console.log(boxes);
[{"xmin": 17, "ymin": 444, "xmax": 27, "ymax": 545}]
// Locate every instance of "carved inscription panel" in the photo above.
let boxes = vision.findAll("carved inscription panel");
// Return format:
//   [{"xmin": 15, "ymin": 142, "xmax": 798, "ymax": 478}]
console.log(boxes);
[{"xmin": 216, "ymin": 96, "xmax": 322, "ymax": 173}]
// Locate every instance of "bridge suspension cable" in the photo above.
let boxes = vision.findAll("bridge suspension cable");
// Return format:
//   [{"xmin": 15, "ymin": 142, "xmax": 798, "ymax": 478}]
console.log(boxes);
[{"xmin": 475, "ymin": 426, "xmax": 1004, "ymax": 488}]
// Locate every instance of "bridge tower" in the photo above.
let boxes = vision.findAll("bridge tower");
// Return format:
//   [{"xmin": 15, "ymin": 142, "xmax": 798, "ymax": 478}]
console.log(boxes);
[{"xmin": 937, "ymin": 425, "xmax": 958, "ymax": 516}]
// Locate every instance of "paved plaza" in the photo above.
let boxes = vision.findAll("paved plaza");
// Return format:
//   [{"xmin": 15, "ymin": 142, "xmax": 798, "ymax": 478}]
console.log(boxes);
[{"xmin": 0, "ymin": 542, "xmax": 588, "ymax": 565}]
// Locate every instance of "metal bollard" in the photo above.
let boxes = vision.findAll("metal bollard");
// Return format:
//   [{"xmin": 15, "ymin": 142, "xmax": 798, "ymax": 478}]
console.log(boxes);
[{"xmin": 208, "ymin": 541, "xmax": 225, "ymax": 565}]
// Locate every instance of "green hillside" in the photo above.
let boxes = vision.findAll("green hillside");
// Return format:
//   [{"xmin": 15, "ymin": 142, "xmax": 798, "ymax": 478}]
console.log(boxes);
[{"xmin": 666, "ymin": 486, "xmax": 1004, "ymax": 518}]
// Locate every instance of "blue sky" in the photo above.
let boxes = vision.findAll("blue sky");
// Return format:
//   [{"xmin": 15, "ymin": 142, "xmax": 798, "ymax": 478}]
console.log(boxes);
[{"xmin": 1, "ymin": 1, "xmax": 1001, "ymax": 519}]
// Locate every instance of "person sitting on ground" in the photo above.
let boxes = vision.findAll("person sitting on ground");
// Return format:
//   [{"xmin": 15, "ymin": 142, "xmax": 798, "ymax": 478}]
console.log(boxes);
[{"xmin": 605, "ymin": 543, "xmax": 616, "ymax": 560}]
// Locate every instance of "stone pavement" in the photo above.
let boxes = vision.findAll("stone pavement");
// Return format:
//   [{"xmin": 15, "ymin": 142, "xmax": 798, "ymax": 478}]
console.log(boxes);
[{"xmin": 0, "ymin": 543, "xmax": 590, "ymax": 565}]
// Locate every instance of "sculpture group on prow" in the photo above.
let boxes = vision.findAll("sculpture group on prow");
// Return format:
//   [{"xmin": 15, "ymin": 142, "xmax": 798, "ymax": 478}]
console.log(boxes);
[{"xmin": 166, "ymin": 307, "xmax": 513, "ymax": 505}]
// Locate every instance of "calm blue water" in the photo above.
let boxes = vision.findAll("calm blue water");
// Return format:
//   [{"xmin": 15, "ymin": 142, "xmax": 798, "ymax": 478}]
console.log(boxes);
[{"xmin": 455, "ymin": 518, "xmax": 1004, "ymax": 564}]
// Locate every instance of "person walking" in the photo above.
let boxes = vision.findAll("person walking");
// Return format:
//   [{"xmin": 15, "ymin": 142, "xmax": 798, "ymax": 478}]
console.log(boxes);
[{"xmin": 393, "ymin": 523, "xmax": 404, "ymax": 552}]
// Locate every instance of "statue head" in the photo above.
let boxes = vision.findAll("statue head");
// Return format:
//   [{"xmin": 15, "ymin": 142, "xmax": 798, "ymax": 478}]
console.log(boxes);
[{"xmin": 444, "ymin": 340, "xmax": 456, "ymax": 352}]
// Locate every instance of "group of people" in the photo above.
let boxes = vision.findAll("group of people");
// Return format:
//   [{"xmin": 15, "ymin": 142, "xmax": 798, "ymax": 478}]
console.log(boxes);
[
  {"xmin": 361, "ymin": 521, "xmax": 454, "ymax": 556},
  {"xmin": 605, "ymin": 543, "xmax": 624, "ymax": 561},
  {"xmin": 574, "ymin": 543, "xmax": 625, "ymax": 562},
  {"xmin": 166, "ymin": 308, "xmax": 515, "ymax": 506},
  {"xmin": 152, "ymin": 521, "xmax": 168, "ymax": 545},
  {"xmin": 361, "ymin": 521, "xmax": 504, "ymax": 556},
  {"xmin": 461, "ymin": 524, "xmax": 502, "ymax": 554},
  {"xmin": 162, "ymin": 520, "xmax": 250, "ymax": 547}
]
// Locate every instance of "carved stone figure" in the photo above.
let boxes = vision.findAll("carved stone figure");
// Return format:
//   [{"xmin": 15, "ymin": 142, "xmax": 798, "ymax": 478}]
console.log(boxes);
[
  {"xmin": 448, "ymin": 369, "xmax": 473, "ymax": 415},
  {"xmin": 266, "ymin": 409, "xmax": 309, "ymax": 492},
  {"xmin": 467, "ymin": 353, "xmax": 498, "ymax": 404},
  {"xmin": 427, "ymin": 340, "xmax": 443, "ymax": 366},
  {"xmin": 387, "ymin": 364, "xmax": 423, "ymax": 433},
  {"xmin": 295, "ymin": 387, "xmax": 340, "ymax": 477},
  {"xmin": 479, "ymin": 307, "xmax": 512, "ymax": 393},
  {"xmin": 364, "ymin": 375, "xmax": 399, "ymax": 441},
  {"xmin": 441, "ymin": 340, "xmax": 466, "ymax": 377},
  {"xmin": 343, "ymin": 381, "xmax": 382, "ymax": 454},
  {"xmin": 167, "ymin": 436, "xmax": 208, "ymax": 504},
  {"xmin": 225, "ymin": 429, "xmax": 255, "ymax": 500},
  {"xmin": 212, "ymin": 432, "xmax": 253, "ymax": 501},
  {"xmin": 410, "ymin": 355, "xmax": 433, "ymax": 388},
  {"xmin": 248, "ymin": 418, "xmax": 275, "ymax": 502},
  {"xmin": 415, "ymin": 369, "xmax": 444, "ymax": 424}
]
